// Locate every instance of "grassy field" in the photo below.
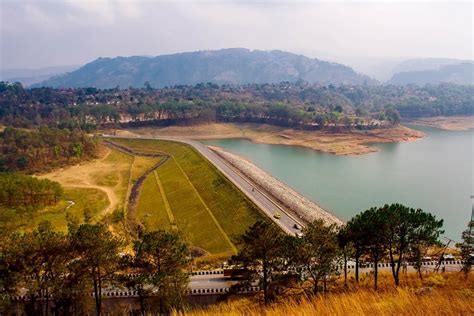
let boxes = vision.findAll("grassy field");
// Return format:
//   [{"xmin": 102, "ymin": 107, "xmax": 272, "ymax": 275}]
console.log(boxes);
[
  {"xmin": 136, "ymin": 170, "xmax": 172, "ymax": 231},
  {"xmin": 89, "ymin": 148, "xmax": 133, "ymax": 207},
  {"xmin": 5, "ymin": 187, "xmax": 109, "ymax": 232},
  {"xmin": 179, "ymin": 272, "xmax": 474, "ymax": 315},
  {"xmin": 110, "ymin": 138, "xmax": 264, "ymax": 256},
  {"xmin": 39, "ymin": 147, "xmax": 134, "ymax": 215},
  {"xmin": 32, "ymin": 138, "xmax": 263, "ymax": 258}
]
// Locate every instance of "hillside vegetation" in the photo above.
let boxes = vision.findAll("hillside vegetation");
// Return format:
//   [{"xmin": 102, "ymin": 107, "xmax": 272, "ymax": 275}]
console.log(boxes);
[
  {"xmin": 390, "ymin": 62, "xmax": 474, "ymax": 85},
  {"xmin": 0, "ymin": 127, "xmax": 98, "ymax": 173},
  {"xmin": 35, "ymin": 49, "xmax": 374, "ymax": 88},
  {"xmin": 1, "ymin": 82, "xmax": 472, "ymax": 133},
  {"xmin": 0, "ymin": 173, "xmax": 108, "ymax": 233}
]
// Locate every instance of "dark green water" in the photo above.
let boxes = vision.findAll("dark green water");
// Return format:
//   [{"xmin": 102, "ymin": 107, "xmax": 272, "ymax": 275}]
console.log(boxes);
[{"xmin": 202, "ymin": 126, "xmax": 473, "ymax": 240}]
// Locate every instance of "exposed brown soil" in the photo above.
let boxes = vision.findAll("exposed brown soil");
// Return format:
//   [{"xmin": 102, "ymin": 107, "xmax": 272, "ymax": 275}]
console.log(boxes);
[
  {"xmin": 115, "ymin": 123, "xmax": 424, "ymax": 156},
  {"xmin": 406, "ymin": 116, "xmax": 474, "ymax": 131},
  {"xmin": 38, "ymin": 147, "xmax": 120, "ymax": 214}
]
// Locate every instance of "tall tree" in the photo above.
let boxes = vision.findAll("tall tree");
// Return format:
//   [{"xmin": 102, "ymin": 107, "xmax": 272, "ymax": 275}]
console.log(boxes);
[
  {"xmin": 362, "ymin": 208, "xmax": 388, "ymax": 290},
  {"xmin": 346, "ymin": 213, "xmax": 368, "ymax": 284},
  {"xmin": 287, "ymin": 220, "xmax": 340, "ymax": 294},
  {"xmin": 337, "ymin": 225, "xmax": 353, "ymax": 287},
  {"xmin": 122, "ymin": 230, "xmax": 190, "ymax": 315},
  {"xmin": 381, "ymin": 204, "xmax": 443, "ymax": 286},
  {"xmin": 231, "ymin": 221, "xmax": 285, "ymax": 304},
  {"xmin": 69, "ymin": 222, "xmax": 122, "ymax": 316},
  {"xmin": 1, "ymin": 221, "xmax": 77, "ymax": 316},
  {"xmin": 456, "ymin": 220, "xmax": 474, "ymax": 278}
]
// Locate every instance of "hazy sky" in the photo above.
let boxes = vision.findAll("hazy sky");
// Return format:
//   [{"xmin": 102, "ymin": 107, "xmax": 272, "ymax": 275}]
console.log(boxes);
[{"xmin": 0, "ymin": 0, "xmax": 472, "ymax": 69}]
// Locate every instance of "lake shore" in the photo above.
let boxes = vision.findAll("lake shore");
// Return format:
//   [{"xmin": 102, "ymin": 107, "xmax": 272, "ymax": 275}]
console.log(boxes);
[
  {"xmin": 405, "ymin": 116, "xmax": 474, "ymax": 131},
  {"xmin": 117, "ymin": 123, "xmax": 424, "ymax": 156},
  {"xmin": 210, "ymin": 145, "xmax": 344, "ymax": 226}
]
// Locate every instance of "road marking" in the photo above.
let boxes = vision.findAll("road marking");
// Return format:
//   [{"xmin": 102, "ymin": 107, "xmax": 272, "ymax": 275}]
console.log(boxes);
[
  {"xmin": 172, "ymin": 156, "xmax": 238, "ymax": 254},
  {"xmin": 207, "ymin": 146, "xmax": 303, "ymax": 228},
  {"xmin": 153, "ymin": 169, "xmax": 177, "ymax": 230},
  {"xmin": 191, "ymin": 142, "xmax": 297, "ymax": 234}
]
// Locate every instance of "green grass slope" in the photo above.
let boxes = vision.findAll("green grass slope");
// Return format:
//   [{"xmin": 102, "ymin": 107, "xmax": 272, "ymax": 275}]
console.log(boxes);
[{"xmin": 111, "ymin": 138, "xmax": 264, "ymax": 256}]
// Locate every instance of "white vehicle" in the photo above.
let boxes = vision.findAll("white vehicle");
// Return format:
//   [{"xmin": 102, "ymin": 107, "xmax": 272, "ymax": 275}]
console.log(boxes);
[{"xmin": 442, "ymin": 254, "xmax": 455, "ymax": 261}]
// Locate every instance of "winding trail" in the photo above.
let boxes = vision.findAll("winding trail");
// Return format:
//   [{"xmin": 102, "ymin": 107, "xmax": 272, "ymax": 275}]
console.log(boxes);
[
  {"xmin": 65, "ymin": 200, "xmax": 75, "ymax": 210},
  {"xmin": 62, "ymin": 181, "xmax": 118, "ymax": 214},
  {"xmin": 102, "ymin": 140, "xmax": 170, "ymax": 222}
]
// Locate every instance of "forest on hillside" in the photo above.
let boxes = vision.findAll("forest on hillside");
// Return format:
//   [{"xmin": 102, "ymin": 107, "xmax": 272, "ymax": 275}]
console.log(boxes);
[
  {"xmin": 0, "ymin": 82, "xmax": 472, "ymax": 130},
  {"xmin": 0, "ymin": 127, "xmax": 99, "ymax": 173}
]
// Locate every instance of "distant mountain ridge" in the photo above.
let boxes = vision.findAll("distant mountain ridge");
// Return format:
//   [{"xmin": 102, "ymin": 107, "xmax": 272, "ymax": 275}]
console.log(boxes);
[
  {"xmin": 389, "ymin": 62, "xmax": 474, "ymax": 85},
  {"xmin": 34, "ymin": 48, "xmax": 376, "ymax": 88},
  {"xmin": 338, "ymin": 57, "xmax": 472, "ymax": 82},
  {"xmin": 1, "ymin": 65, "xmax": 78, "ymax": 87}
]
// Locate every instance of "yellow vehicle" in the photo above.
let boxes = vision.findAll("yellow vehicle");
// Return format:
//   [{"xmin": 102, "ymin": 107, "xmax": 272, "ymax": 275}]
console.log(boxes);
[{"xmin": 273, "ymin": 212, "xmax": 281, "ymax": 219}]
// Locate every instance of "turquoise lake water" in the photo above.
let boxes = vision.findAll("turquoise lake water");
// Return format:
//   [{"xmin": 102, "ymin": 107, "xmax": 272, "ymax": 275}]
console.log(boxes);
[{"xmin": 202, "ymin": 126, "xmax": 473, "ymax": 240}]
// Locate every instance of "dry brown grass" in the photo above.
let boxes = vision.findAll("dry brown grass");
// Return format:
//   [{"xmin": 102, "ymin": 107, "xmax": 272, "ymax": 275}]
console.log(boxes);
[
  {"xmin": 179, "ymin": 272, "xmax": 474, "ymax": 316},
  {"xmin": 116, "ymin": 123, "xmax": 424, "ymax": 155},
  {"xmin": 38, "ymin": 145, "xmax": 134, "ymax": 215}
]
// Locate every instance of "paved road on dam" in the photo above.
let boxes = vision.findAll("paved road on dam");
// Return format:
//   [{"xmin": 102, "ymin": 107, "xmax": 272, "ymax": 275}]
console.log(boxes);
[
  {"xmin": 104, "ymin": 135, "xmax": 304, "ymax": 235},
  {"xmin": 188, "ymin": 261, "xmax": 463, "ymax": 290}
]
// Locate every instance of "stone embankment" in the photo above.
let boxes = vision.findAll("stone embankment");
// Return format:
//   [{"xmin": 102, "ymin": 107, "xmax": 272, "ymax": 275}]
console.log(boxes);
[{"xmin": 210, "ymin": 146, "xmax": 344, "ymax": 226}]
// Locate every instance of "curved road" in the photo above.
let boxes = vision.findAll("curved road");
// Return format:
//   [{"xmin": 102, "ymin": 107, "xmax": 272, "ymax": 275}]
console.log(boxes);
[{"xmin": 104, "ymin": 135, "xmax": 304, "ymax": 235}]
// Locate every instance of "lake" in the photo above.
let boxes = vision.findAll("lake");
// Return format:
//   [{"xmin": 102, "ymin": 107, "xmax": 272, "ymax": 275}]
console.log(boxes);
[{"xmin": 202, "ymin": 126, "xmax": 473, "ymax": 240}]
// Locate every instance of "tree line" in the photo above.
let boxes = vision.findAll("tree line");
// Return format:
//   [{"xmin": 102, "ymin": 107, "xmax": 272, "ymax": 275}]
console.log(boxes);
[
  {"xmin": 230, "ymin": 203, "xmax": 471, "ymax": 304},
  {"xmin": 0, "ymin": 173, "xmax": 63, "ymax": 210},
  {"xmin": 1, "ymin": 219, "xmax": 189, "ymax": 316},
  {"xmin": 1, "ymin": 81, "xmax": 472, "ymax": 130},
  {"xmin": 1, "ymin": 203, "xmax": 472, "ymax": 314},
  {"xmin": 0, "ymin": 127, "xmax": 98, "ymax": 173}
]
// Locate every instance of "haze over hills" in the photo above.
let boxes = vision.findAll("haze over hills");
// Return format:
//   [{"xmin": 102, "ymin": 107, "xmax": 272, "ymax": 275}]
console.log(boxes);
[
  {"xmin": 0, "ymin": 65, "xmax": 78, "ymax": 87},
  {"xmin": 9, "ymin": 51, "xmax": 473, "ymax": 88},
  {"xmin": 389, "ymin": 62, "xmax": 474, "ymax": 85},
  {"xmin": 333, "ymin": 57, "xmax": 472, "ymax": 82},
  {"xmin": 34, "ymin": 48, "xmax": 377, "ymax": 89},
  {"xmin": 390, "ymin": 58, "xmax": 470, "ymax": 74}
]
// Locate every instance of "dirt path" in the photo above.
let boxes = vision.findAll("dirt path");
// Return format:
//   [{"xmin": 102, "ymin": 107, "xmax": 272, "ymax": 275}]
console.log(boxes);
[
  {"xmin": 64, "ymin": 181, "xmax": 118, "ymax": 214},
  {"xmin": 102, "ymin": 140, "xmax": 170, "ymax": 222},
  {"xmin": 38, "ymin": 146, "xmax": 126, "ymax": 216}
]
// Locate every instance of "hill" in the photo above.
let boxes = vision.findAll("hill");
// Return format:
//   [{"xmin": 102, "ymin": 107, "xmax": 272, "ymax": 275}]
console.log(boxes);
[
  {"xmin": 34, "ymin": 49, "xmax": 376, "ymax": 88},
  {"xmin": 390, "ymin": 58, "xmax": 470, "ymax": 74},
  {"xmin": 389, "ymin": 62, "xmax": 474, "ymax": 85},
  {"xmin": 338, "ymin": 57, "xmax": 471, "ymax": 82}
]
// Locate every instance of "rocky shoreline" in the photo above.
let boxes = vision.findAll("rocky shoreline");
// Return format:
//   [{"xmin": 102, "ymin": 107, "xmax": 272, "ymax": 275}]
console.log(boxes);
[{"xmin": 210, "ymin": 146, "xmax": 344, "ymax": 227}]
